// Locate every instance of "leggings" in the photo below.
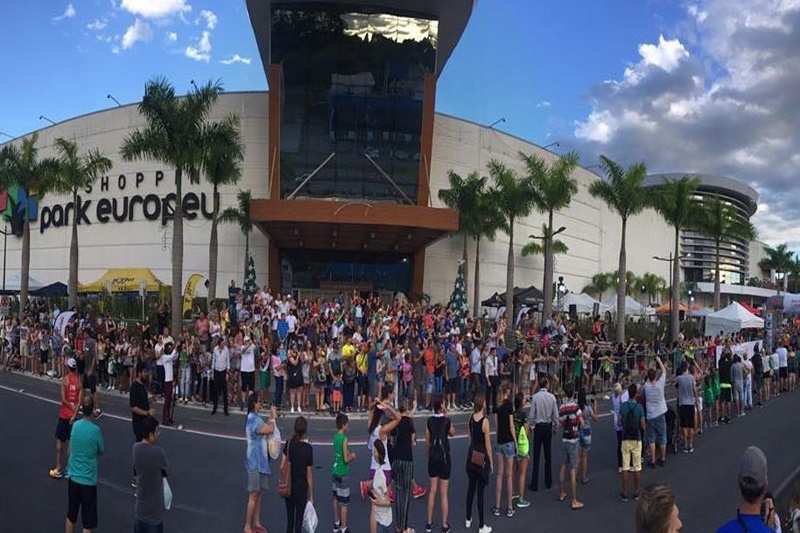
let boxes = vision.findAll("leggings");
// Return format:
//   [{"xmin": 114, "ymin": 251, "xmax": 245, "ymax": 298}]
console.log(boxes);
[
  {"xmin": 466, "ymin": 469, "xmax": 486, "ymax": 527},
  {"xmin": 392, "ymin": 459, "xmax": 414, "ymax": 531},
  {"xmin": 616, "ymin": 430, "xmax": 623, "ymax": 469},
  {"xmin": 285, "ymin": 494, "xmax": 307, "ymax": 533}
]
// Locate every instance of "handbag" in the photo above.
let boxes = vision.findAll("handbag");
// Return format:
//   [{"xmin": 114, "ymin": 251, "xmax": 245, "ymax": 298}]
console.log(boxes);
[
  {"xmin": 470, "ymin": 448, "xmax": 486, "ymax": 468},
  {"xmin": 278, "ymin": 441, "xmax": 292, "ymax": 498}
]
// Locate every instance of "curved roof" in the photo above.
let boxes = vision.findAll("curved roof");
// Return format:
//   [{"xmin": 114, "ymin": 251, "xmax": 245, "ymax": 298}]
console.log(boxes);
[
  {"xmin": 246, "ymin": 0, "xmax": 475, "ymax": 79},
  {"xmin": 643, "ymin": 173, "xmax": 759, "ymax": 217}
]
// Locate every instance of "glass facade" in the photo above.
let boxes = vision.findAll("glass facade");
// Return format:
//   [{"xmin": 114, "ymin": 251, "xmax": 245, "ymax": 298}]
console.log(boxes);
[
  {"xmin": 271, "ymin": 4, "xmax": 438, "ymax": 202},
  {"xmin": 280, "ymin": 249, "xmax": 411, "ymax": 292}
]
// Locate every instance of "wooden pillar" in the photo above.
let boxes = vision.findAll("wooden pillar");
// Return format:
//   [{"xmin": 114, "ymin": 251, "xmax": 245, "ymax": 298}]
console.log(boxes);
[
  {"xmin": 417, "ymin": 73, "xmax": 436, "ymax": 207},
  {"xmin": 268, "ymin": 64, "xmax": 282, "ymax": 200},
  {"xmin": 268, "ymin": 238, "xmax": 281, "ymax": 292},
  {"xmin": 412, "ymin": 248, "xmax": 426, "ymax": 301}
]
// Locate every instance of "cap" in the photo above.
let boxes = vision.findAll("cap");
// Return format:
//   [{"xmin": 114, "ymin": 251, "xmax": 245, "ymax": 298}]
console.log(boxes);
[
  {"xmin": 738, "ymin": 446, "xmax": 768, "ymax": 490},
  {"xmin": 66, "ymin": 358, "xmax": 77, "ymax": 369}
]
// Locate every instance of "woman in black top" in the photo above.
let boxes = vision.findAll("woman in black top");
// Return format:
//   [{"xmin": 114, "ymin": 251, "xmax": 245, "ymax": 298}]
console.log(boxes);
[
  {"xmin": 281, "ymin": 416, "xmax": 314, "ymax": 533},
  {"xmin": 493, "ymin": 383, "xmax": 516, "ymax": 518},
  {"xmin": 426, "ymin": 398, "xmax": 456, "ymax": 533},
  {"xmin": 391, "ymin": 398, "xmax": 417, "ymax": 533},
  {"xmin": 466, "ymin": 394, "xmax": 492, "ymax": 533}
]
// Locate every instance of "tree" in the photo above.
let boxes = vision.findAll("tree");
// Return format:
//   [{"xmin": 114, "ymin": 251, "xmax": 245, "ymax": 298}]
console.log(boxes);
[
  {"xmin": 639, "ymin": 272, "xmax": 667, "ymax": 305},
  {"xmin": 650, "ymin": 175, "xmax": 702, "ymax": 342},
  {"xmin": 203, "ymin": 116, "xmax": 245, "ymax": 303},
  {"xmin": 438, "ymin": 170, "xmax": 486, "ymax": 314},
  {"xmin": 692, "ymin": 196, "xmax": 757, "ymax": 309},
  {"xmin": 582, "ymin": 272, "xmax": 612, "ymax": 300},
  {"xmin": 220, "ymin": 189, "xmax": 254, "ymax": 281},
  {"xmin": 522, "ymin": 150, "xmax": 580, "ymax": 321},
  {"xmin": 53, "ymin": 138, "xmax": 113, "ymax": 310},
  {"xmin": 121, "ymin": 77, "xmax": 224, "ymax": 337},
  {"xmin": 471, "ymin": 188, "xmax": 503, "ymax": 317},
  {"xmin": 588, "ymin": 155, "xmax": 650, "ymax": 342},
  {"xmin": 521, "ymin": 224, "xmax": 569, "ymax": 256},
  {"xmin": 487, "ymin": 159, "xmax": 537, "ymax": 327},
  {"xmin": 611, "ymin": 270, "xmax": 637, "ymax": 296},
  {"xmin": 0, "ymin": 133, "xmax": 59, "ymax": 310},
  {"xmin": 762, "ymin": 243, "xmax": 794, "ymax": 293}
]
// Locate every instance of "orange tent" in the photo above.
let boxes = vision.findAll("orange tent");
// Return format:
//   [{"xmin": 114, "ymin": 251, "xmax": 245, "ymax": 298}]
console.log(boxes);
[{"xmin": 655, "ymin": 301, "xmax": 688, "ymax": 314}]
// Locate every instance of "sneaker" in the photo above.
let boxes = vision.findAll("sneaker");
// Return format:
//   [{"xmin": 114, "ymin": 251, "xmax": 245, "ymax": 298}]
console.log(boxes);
[
  {"xmin": 360, "ymin": 481, "xmax": 369, "ymax": 501},
  {"xmin": 516, "ymin": 498, "xmax": 531, "ymax": 509},
  {"xmin": 506, "ymin": 508, "xmax": 515, "ymax": 518},
  {"xmin": 620, "ymin": 492, "xmax": 628, "ymax": 502},
  {"xmin": 492, "ymin": 506, "xmax": 501, "ymax": 517},
  {"xmin": 49, "ymin": 468, "xmax": 63, "ymax": 479},
  {"xmin": 465, "ymin": 519, "xmax": 472, "ymax": 529},
  {"xmin": 425, "ymin": 524, "xmax": 433, "ymax": 533},
  {"xmin": 94, "ymin": 409, "xmax": 103, "ymax": 419},
  {"xmin": 618, "ymin": 467, "xmax": 623, "ymax": 474},
  {"xmin": 442, "ymin": 524, "xmax": 451, "ymax": 533},
  {"xmin": 478, "ymin": 526, "xmax": 492, "ymax": 533},
  {"xmin": 291, "ymin": 407, "xmax": 296, "ymax": 414},
  {"xmin": 682, "ymin": 447, "xmax": 688, "ymax": 454},
  {"xmin": 657, "ymin": 459, "xmax": 666, "ymax": 467},
  {"xmin": 334, "ymin": 520, "xmax": 341, "ymax": 533},
  {"xmin": 413, "ymin": 485, "xmax": 427, "ymax": 499},
  {"xmin": 634, "ymin": 491, "xmax": 641, "ymax": 501},
  {"xmin": 688, "ymin": 446, "xmax": 695, "ymax": 453}
]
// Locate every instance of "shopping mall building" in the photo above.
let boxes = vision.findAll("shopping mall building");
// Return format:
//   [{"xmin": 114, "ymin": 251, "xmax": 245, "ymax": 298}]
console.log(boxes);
[{"xmin": 0, "ymin": 0, "xmax": 775, "ymax": 308}]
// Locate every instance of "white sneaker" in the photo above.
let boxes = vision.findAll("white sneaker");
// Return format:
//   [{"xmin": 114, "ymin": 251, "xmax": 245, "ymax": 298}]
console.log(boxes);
[
  {"xmin": 465, "ymin": 520, "xmax": 472, "ymax": 529},
  {"xmin": 298, "ymin": 407, "xmax": 302, "ymax": 413},
  {"xmin": 291, "ymin": 407, "xmax": 296, "ymax": 414},
  {"xmin": 478, "ymin": 526, "xmax": 492, "ymax": 533}
]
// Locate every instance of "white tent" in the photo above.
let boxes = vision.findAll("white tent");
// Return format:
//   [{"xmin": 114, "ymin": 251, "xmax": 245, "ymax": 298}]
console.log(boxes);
[
  {"xmin": 556, "ymin": 292, "xmax": 609, "ymax": 314},
  {"xmin": 601, "ymin": 295, "xmax": 648, "ymax": 315},
  {"xmin": 704, "ymin": 302, "xmax": 764, "ymax": 336},
  {"xmin": 2, "ymin": 272, "xmax": 45, "ymax": 292}
]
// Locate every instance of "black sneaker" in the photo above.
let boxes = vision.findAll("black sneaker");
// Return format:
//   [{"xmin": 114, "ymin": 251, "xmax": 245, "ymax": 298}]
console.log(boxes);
[
  {"xmin": 492, "ymin": 506, "xmax": 501, "ymax": 517},
  {"xmin": 442, "ymin": 524, "xmax": 451, "ymax": 533},
  {"xmin": 634, "ymin": 491, "xmax": 641, "ymax": 501},
  {"xmin": 425, "ymin": 524, "xmax": 433, "ymax": 533},
  {"xmin": 657, "ymin": 459, "xmax": 666, "ymax": 467},
  {"xmin": 334, "ymin": 521, "xmax": 341, "ymax": 533},
  {"xmin": 620, "ymin": 492, "xmax": 628, "ymax": 502}
]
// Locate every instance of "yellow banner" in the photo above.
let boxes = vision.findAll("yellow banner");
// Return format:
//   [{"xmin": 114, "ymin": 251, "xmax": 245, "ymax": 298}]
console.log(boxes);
[{"xmin": 182, "ymin": 274, "xmax": 203, "ymax": 319}]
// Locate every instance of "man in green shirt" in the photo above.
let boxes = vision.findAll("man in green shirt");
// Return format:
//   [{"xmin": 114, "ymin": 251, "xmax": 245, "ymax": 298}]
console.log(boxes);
[
  {"xmin": 66, "ymin": 396, "xmax": 105, "ymax": 533},
  {"xmin": 332, "ymin": 413, "xmax": 356, "ymax": 533}
]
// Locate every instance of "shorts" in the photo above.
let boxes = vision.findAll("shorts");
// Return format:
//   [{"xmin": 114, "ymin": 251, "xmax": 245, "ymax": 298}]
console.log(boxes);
[
  {"xmin": 734, "ymin": 382, "xmax": 744, "ymax": 401},
  {"xmin": 696, "ymin": 396, "xmax": 703, "ymax": 412},
  {"xmin": 424, "ymin": 375, "xmax": 434, "ymax": 394},
  {"xmin": 67, "ymin": 479, "xmax": 98, "ymax": 529},
  {"xmin": 779, "ymin": 367, "xmax": 788, "ymax": 379},
  {"xmin": 646, "ymin": 414, "xmax": 667, "ymax": 446},
  {"xmin": 428, "ymin": 460, "xmax": 451, "ymax": 480},
  {"xmin": 496, "ymin": 441, "xmax": 516, "ymax": 458},
  {"xmin": 40, "ymin": 349, "xmax": 49, "ymax": 364},
  {"xmin": 55, "ymin": 417, "xmax": 73, "ymax": 442},
  {"xmin": 259, "ymin": 370, "xmax": 271, "ymax": 390},
  {"xmin": 82, "ymin": 373, "xmax": 97, "ymax": 395},
  {"xmin": 332, "ymin": 390, "xmax": 342, "ymax": 403},
  {"xmin": 579, "ymin": 427, "xmax": 592, "ymax": 451},
  {"xmin": 241, "ymin": 371, "xmax": 255, "ymax": 392},
  {"xmin": 246, "ymin": 470, "xmax": 270, "ymax": 493},
  {"xmin": 20, "ymin": 342, "xmax": 29, "ymax": 358},
  {"xmin": 720, "ymin": 386, "xmax": 732, "ymax": 403},
  {"xmin": 332, "ymin": 474, "xmax": 351, "ymax": 504},
  {"xmin": 678, "ymin": 405, "xmax": 695, "ymax": 429},
  {"xmin": 621, "ymin": 440, "xmax": 643, "ymax": 472},
  {"xmin": 446, "ymin": 378, "xmax": 459, "ymax": 395},
  {"xmin": 562, "ymin": 440, "xmax": 579, "ymax": 469}
]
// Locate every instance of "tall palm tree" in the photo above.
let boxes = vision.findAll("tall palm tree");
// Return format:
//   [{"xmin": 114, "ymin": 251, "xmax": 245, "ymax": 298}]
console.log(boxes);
[
  {"xmin": 203, "ymin": 116, "xmax": 245, "ymax": 303},
  {"xmin": 521, "ymin": 224, "xmax": 569, "ymax": 256},
  {"xmin": 0, "ymin": 133, "xmax": 59, "ymax": 309},
  {"xmin": 472, "ymin": 188, "xmax": 503, "ymax": 317},
  {"xmin": 487, "ymin": 159, "xmax": 537, "ymax": 326},
  {"xmin": 650, "ymin": 175, "xmax": 702, "ymax": 341},
  {"xmin": 438, "ymin": 170, "xmax": 486, "ymax": 313},
  {"xmin": 588, "ymin": 156, "xmax": 650, "ymax": 342},
  {"xmin": 692, "ymin": 196, "xmax": 757, "ymax": 309},
  {"xmin": 220, "ymin": 189, "xmax": 254, "ymax": 281},
  {"xmin": 53, "ymin": 138, "xmax": 113, "ymax": 309},
  {"xmin": 639, "ymin": 272, "xmax": 667, "ymax": 305},
  {"xmin": 583, "ymin": 272, "xmax": 612, "ymax": 300},
  {"xmin": 762, "ymin": 243, "xmax": 794, "ymax": 293},
  {"xmin": 522, "ymin": 150, "xmax": 580, "ymax": 320},
  {"xmin": 611, "ymin": 270, "xmax": 638, "ymax": 296},
  {"xmin": 120, "ymin": 77, "xmax": 224, "ymax": 337}
]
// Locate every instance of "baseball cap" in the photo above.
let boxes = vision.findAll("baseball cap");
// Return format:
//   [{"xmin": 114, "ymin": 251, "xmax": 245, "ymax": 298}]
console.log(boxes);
[
  {"xmin": 66, "ymin": 358, "xmax": 77, "ymax": 369},
  {"xmin": 738, "ymin": 446, "xmax": 768, "ymax": 491}
]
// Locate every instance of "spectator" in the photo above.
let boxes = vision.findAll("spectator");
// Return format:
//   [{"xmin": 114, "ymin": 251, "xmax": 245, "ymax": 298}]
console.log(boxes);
[
  {"xmin": 643, "ymin": 356, "xmax": 668, "ymax": 468},
  {"xmin": 281, "ymin": 417, "xmax": 314, "ymax": 533},
  {"xmin": 332, "ymin": 413, "xmax": 356, "ymax": 533},
  {"xmin": 425, "ymin": 398, "xmax": 455, "ymax": 533},
  {"xmin": 557, "ymin": 383, "xmax": 584, "ymax": 510},
  {"xmin": 611, "ymin": 381, "xmax": 630, "ymax": 473},
  {"xmin": 133, "ymin": 416, "xmax": 170, "ymax": 533},
  {"xmin": 619, "ymin": 383, "xmax": 645, "ymax": 502},
  {"xmin": 244, "ymin": 395, "xmax": 277, "ymax": 533},
  {"xmin": 528, "ymin": 375, "xmax": 559, "ymax": 492},
  {"xmin": 465, "ymin": 394, "xmax": 492, "ymax": 533},
  {"xmin": 675, "ymin": 363, "xmax": 697, "ymax": 453},
  {"xmin": 716, "ymin": 446, "xmax": 773, "ymax": 532},
  {"xmin": 635, "ymin": 484, "xmax": 682, "ymax": 533},
  {"xmin": 65, "ymin": 396, "xmax": 105, "ymax": 533}
]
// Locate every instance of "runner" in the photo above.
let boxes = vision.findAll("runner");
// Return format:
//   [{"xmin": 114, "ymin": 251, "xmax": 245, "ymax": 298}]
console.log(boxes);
[{"xmin": 50, "ymin": 357, "xmax": 82, "ymax": 479}]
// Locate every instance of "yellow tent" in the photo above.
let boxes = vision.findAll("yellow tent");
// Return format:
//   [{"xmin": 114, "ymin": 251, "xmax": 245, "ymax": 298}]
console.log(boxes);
[{"xmin": 78, "ymin": 268, "xmax": 167, "ymax": 293}]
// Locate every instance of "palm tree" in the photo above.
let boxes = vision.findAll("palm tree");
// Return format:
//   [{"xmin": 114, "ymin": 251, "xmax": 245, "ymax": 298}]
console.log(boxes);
[
  {"xmin": 522, "ymin": 150, "xmax": 580, "ymax": 320},
  {"xmin": 762, "ymin": 243, "xmax": 794, "ymax": 293},
  {"xmin": 120, "ymin": 77, "xmax": 224, "ymax": 337},
  {"xmin": 438, "ymin": 170, "xmax": 486, "ymax": 313},
  {"xmin": 472, "ymin": 188, "xmax": 503, "ymax": 317},
  {"xmin": 588, "ymin": 156, "xmax": 650, "ymax": 342},
  {"xmin": 650, "ymin": 175, "xmax": 702, "ymax": 341},
  {"xmin": 53, "ymin": 138, "xmax": 113, "ymax": 309},
  {"xmin": 203, "ymin": 116, "xmax": 245, "ymax": 303},
  {"xmin": 0, "ymin": 133, "xmax": 60, "ymax": 309},
  {"xmin": 692, "ymin": 196, "xmax": 757, "ymax": 309},
  {"xmin": 487, "ymin": 159, "xmax": 537, "ymax": 326},
  {"xmin": 521, "ymin": 224, "xmax": 569, "ymax": 256},
  {"xmin": 639, "ymin": 272, "xmax": 667, "ymax": 305},
  {"xmin": 582, "ymin": 272, "xmax": 612, "ymax": 300},
  {"xmin": 220, "ymin": 190, "xmax": 254, "ymax": 281},
  {"xmin": 611, "ymin": 270, "xmax": 637, "ymax": 296}
]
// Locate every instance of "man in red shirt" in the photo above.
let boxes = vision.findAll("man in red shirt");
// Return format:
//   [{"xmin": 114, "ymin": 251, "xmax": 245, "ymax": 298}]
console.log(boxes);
[{"xmin": 50, "ymin": 358, "xmax": 83, "ymax": 479}]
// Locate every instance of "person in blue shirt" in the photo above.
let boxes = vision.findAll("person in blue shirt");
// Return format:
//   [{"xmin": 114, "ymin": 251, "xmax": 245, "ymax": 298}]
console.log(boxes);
[
  {"xmin": 244, "ymin": 394, "xmax": 277, "ymax": 533},
  {"xmin": 66, "ymin": 396, "xmax": 105, "ymax": 533},
  {"xmin": 717, "ymin": 446, "xmax": 774, "ymax": 533}
]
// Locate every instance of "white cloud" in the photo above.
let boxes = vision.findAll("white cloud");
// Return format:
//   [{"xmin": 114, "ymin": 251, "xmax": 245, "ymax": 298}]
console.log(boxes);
[
  {"xmin": 87, "ymin": 19, "xmax": 107, "ymax": 31},
  {"xmin": 121, "ymin": 18, "xmax": 153, "ymax": 50},
  {"xmin": 184, "ymin": 31, "xmax": 211, "ymax": 62},
  {"xmin": 536, "ymin": 100, "xmax": 551, "ymax": 108},
  {"xmin": 199, "ymin": 10, "xmax": 217, "ymax": 30},
  {"xmin": 111, "ymin": 45, "xmax": 120, "ymax": 55},
  {"xmin": 167, "ymin": 31, "xmax": 178, "ymax": 42},
  {"xmin": 638, "ymin": 35, "xmax": 689, "ymax": 72},
  {"xmin": 120, "ymin": 0, "xmax": 191, "ymax": 19},
  {"xmin": 220, "ymin": 54, "xmax": 251, "ymax": 65},
  {"xmin": 53, "ymin": 3, "xmax": 76, "ymax": 22}
]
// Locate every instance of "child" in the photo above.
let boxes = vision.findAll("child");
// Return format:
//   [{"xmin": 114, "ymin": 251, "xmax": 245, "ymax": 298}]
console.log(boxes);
[
  {"xmin": 370, "ymin": 440, "xmax": 393, "ymax": 533},
  {"xmin": 401, "ymin": 354, "xmax": 412, "ymax": 400},
  {"xmin": 332, "ymin": 374, "xmax": 344, "ymax": 413},
  {"xmin": 108, "ymin": 353, "xmax": 118, "ymax": 391},
  {"xmin": 332, "ymin": 413, "xmax": 357, "ymax": 533}
]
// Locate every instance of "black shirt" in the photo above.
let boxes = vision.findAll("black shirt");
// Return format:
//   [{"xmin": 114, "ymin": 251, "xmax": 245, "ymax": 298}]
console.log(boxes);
[
  {"xmin": 130, "ymin": 380, "xmax": 150, "ymax": 428},
  {"xmin": 718, "ymin": 355, "xmax": 733, "ymax": 384},
  {"xmin": 283, "ymin": 440, "xmax": 313, "ymax": 498},
  {"xmin": 391, "ymin": 417, "xmax": 416, "ymax": 462},
  {"xmin": 496, "ymin": 399, "xmax": 514, "ymax": 444}
]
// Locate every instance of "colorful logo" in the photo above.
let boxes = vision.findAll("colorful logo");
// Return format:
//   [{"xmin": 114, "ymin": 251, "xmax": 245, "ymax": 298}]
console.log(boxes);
[{"xmin": 0, "ymin": 186, "xmax": 38, "ymax": 237}]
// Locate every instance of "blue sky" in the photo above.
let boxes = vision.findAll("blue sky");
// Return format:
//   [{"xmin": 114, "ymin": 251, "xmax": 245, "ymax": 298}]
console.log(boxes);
[{"xmin": 3, "ymin": 0, "xmax": 800, "ymax": 247}]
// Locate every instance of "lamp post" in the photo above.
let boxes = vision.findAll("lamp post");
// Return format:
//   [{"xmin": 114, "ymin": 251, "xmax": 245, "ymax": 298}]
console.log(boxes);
[
  {"xmin": 0, "ymin": 131, "xmax": 14, "ymax": 140},
  {"xmin": 543, "ymin": 142, "xmax": 560, "ymax": 150},
  {"xmin": 488, "ymin": 117, "xmax": 506, "ymax": 129},
  {"xmin": 106, "ymin": 94, "xmax": 122, "ymax": 107},
  {"xmin": 653, "ymin": 252, "xmax": 690, "ymax": 339},
  {"xmin": 39, "ymin": 115, "xmax": 56, "ymax": 126}
]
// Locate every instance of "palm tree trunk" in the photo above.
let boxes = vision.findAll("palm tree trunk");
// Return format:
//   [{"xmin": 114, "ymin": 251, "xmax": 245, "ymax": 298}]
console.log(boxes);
[
  {"xmin": 505, "ymin": 221, "xmax": 515, "ymax": 330},
  {"xmin": 208, "ymin": 185, "xmax": 219, "ymax": 303},
  {"xmin": 68, "ymin": 190, "xmax": 79, "ymax": 310},
  {"xmin": 671, "ymin": 228, "xmax": 680, "ymax": 342},
  {"xmin": 244, "ymin": 230, "xmax": 250, "ymax": 280},
  {"xmin": 462, "ymin": 232, "xmax": 469, "ymax": 312},
  {"xmin": 171, "ymin": 168, "xmax": 184, "ymax": 336},
  {"xmin": 20, "ymin": 217, "xmax": 30, "ymax": 310},
  {"xmin": 473, "ymin": 237, "xmax": 481, "ymax": 318},
  {"xmin": 616, "ymin": 219, "xmax": 627, "ymax": 343},
  {"xmin": 542, "ymin": 211, "xmax": 555, "ymax": 321},
  {"xmin": 714, "ymin": 238, "xmax": 721, "ymax": 311}
]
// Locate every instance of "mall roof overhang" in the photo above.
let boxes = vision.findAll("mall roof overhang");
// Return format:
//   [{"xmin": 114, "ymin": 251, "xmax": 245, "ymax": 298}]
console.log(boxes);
[
  {"xmin": 246, "ymin": 0, "xmax": 475, "ymax": 80},
  {"xmin": 251, "ymin": 198, "xmax": 459, "ymax": 253},
  {"xmin": 644, "ymin": 173, "xmax": 759, "ymax": 217}
]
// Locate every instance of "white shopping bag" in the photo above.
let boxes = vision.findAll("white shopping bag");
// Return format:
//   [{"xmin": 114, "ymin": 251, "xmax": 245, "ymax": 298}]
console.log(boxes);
[
  {"xmin": 303, "ymin": 501, "xmax": 318, "ymax": 533},
  {"xmin": 163, "ymin": 477, "xmax": 173, "ymax": 510},
  {"xmin": 268, "ymin": 422, "xmax": 282, "ymax": 461}
]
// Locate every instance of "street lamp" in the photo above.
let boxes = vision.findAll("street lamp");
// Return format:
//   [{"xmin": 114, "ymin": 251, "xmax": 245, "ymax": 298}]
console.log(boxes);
[
  {"xmin": 653, "ymin": 252, "xmax": 691, "ymax": 339},
  {"xmin": 106, "ymin": 94, "xmax": 122, "ymax": 107},
  {"xmin": 39, "ymin": 115, "xmax": 56, "ymax": 126},
  {"xmin": 543, "ymin": 142, "xmax": 560, "ymax": 150},
  {"xmin": 488, "ymin": 117, "xmax": 506, "ymax": 129},
  {"xmin": 529, "ymin": 226, "xmax": 567, "ymax": 240},
  {"xmin": 0, "ymin": 131, "xmax": 13, "ymax": 140}
]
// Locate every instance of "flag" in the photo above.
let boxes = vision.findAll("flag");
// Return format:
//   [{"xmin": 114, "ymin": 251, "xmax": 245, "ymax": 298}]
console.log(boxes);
[
  {"xmin": 243, "ymin": 253, "xmax": 258, "ymax": 303},
  {"xmin": 449, "ymin": 260, "xmax": 468, "ymax": 320}
]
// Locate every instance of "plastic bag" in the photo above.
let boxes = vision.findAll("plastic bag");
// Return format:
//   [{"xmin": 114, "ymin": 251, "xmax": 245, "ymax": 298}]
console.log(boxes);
[
  {"xmin": 163, "ymin": 477, "xmax": 173, "ymax": 510},
  {"xmin": 268, "ymin": 421, "xmax": 282, "ymax": 461},
  {"xmin": 303, "ymin": 501, "xmax": 318, "ymax": 533}
]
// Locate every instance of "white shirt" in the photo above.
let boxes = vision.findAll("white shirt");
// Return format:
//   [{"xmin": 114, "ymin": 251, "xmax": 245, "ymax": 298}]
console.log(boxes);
[
  {"xmin": 212, "ymin": 345, "xmax": 230, "ymax": 372},
  {"xmin": 372, "ymin": 467, "xmax": 392, "ymax": 526},
  {"xmin": 485, "ymin": 354, "xmax": 498, "ymax": 377},
  {"xmin": 162, "ymin": 349, "xmax": 179, "ymax": 382},
  {"xmin": 368, "ymin": 426, "xmax": 392, "ymax": 472},
  {"xmin": 241, "ymin": 344, "xmax": 256, "ymax": 372},
  {"xmin": 777, "ymin": 346, "xmax": 788, "ymax": 368},
  {"xmin": 643, "ymin": 371, "xmax": 667, "ymax": 420},
  {"xmin": 286, "ymin": 315, "xmax": 297, "ymax": 333}
]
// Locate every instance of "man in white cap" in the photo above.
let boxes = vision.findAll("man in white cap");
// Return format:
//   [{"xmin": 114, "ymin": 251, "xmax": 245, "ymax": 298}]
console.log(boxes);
[
  {"xmin": 716, "ymin": 446, "xmax": 772, "ymax": 532},
  {"xmin": 50, "ymin": 357, "xmax": 83, "ymax": 479}
]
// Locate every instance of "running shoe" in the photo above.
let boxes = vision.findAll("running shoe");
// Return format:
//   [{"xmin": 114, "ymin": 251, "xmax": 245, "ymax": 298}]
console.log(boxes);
[
  {"xmin": 413, "ymin": 485, "xmax": 427, "ymax": 499},
  {"xmin": 425, "ymin": 524, "xmax": 433, "ymax": 533},
  {"xmin": 478, "ymin": 526, "xmax": 492, "ymax": 533},
  {"xmin": 491, "ymin": 506, "xmax": 501, "ymax": 517},
  {"xmin": 506, "ymin": 508, "xmax": 515, "ymax": 518},
  {"xmin": 252, "ymin": 526, "xmax": 267, "ymax": 533},
  {"xmin": 49, "ymin": 468, "xmax": 63, "ymax": 479},
  {"xmin": 442, "ymin": 524, "xmax": 451, "ymax": 533},
  {"xmin": 465, "ymin": 519, "xmax": 472, "ymax": 529},
  {"xmin": 620, "ymin": 492, "xmax": 628, "ymax": 502},
  {"xmin": 516, "ymin": 498, "xmax": 531, "ymax": 509},
  {"xmin": 94, "ymin": 409, "xmax": 103, "ymax": 419},
  {"xmin": 333, "ymin": 520, "xmax": 341, "ymax": 533}
]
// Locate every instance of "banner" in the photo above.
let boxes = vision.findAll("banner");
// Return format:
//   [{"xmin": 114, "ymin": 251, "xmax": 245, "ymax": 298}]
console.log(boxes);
[
  {"xmin": 54, "ymin": 311, "xmax": 76, "ymax": 337},
  {"xmin": 182, "ymin": 274, "xmax": 203, "ymax": 319}
]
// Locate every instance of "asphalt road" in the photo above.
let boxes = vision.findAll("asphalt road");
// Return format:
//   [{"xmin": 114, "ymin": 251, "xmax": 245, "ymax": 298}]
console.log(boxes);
[{"xmin": 2, "ymin": 371, "xmax": 798, "ymax": 532}]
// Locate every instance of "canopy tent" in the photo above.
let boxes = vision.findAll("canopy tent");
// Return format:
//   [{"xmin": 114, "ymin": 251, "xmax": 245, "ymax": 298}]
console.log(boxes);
[
  {"xmin": 32, "ymin": 282, "xmax": 68, "ymax": 297},
  {"xmin": 79, "ymin": 268, "xmax": 166, "ymax": 293},
  {"xmin": 738, "ymin": 301, "xmax": 761, "ymax": 316},
  {"xmin": 484, "ymin": 286, "xmax": 544, "ymax": 309},
  {"xmin": 556, "ymin": 292, "xmax": 608, "ymax": 314},
  {"xmin": 602, "ymin": 295, "xmax": 649, "ymax": 315},
  {"xmin": 704, "ymin": 302, "xmax": 764, "ymax": 336},
  {"xmin": 0, "ymin": 272, "xmax": 45, "ymax": 294},
  {"xmin": 481, "ymin": 292, "xmax": 505, "ymax": 308},
  {"xmin": 690, "ymin": 307, "xmax": 715, "ymax": 318},
  {"xmin": 654, "ymin": 301, "xmax": 689, "ymax": 314}
]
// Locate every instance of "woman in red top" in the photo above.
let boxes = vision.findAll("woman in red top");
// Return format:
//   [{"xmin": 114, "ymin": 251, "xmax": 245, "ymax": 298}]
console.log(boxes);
[{"xmin": 50, "ymin": 358, "xmax": 83, "ymax": 479}]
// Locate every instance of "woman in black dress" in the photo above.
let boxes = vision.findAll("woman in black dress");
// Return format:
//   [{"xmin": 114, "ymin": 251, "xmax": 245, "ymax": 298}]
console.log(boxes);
[
  {"xmin": 465, "ymin": 394, "xmax": 493, "ymax": 533},
  {"xmin": 281, "ymin": 416, "xmax": 314, "ymax": 533}
]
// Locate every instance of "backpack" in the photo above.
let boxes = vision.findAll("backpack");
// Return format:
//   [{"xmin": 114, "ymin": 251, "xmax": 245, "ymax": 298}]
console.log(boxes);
[
  {"xmin": 428, "ymin": 417, "xmax": 449, "ymax": 466},
  {"xmin": 622, "ymin": 402, "xmax": 640, "ymax": 440},
  {"xmin": 517, "ymin": 422, "xmax": 529, "ymax": 457}
]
